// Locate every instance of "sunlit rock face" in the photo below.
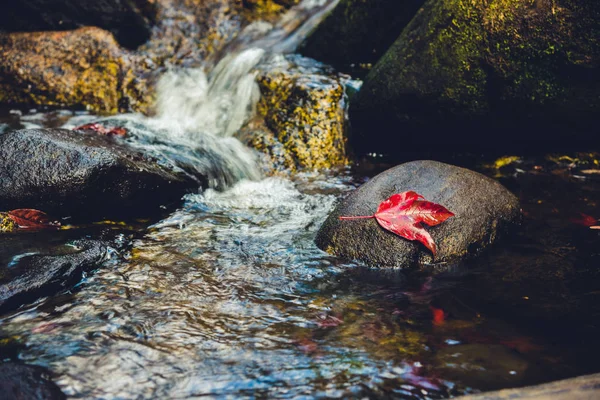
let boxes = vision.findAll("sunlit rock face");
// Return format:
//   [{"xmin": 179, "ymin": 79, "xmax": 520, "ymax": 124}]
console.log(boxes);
[
  {"xmin": 247, "ymin": 55, "xmax": 350, "ymax": 171},
  {"xmin": 0, "ymin": 27, "xmax": 127, "ymax": 114}
]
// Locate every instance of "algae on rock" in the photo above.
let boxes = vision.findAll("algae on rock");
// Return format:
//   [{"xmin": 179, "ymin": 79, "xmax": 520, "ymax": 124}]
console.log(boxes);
[
  {"xmin": 351, "ymin": 0, "xmax": 600, "ymax": 152},
  {"xmin": 0, "ymin": 27, "xmax": 126, "ymax": 114},
  {"xmin": 254, "ymin": 55, "xmax": 349, "ymax": 171}
]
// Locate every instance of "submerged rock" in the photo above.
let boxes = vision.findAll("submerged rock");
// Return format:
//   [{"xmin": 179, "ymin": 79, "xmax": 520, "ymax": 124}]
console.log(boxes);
[
  {"xmin": 315, "ymin": 161, "xmax": 520, "ymax": 268},
  {"xmin": 350, "ymin": 0, "xmax": 600, "ymax": 152},
  {"xmin": 0, "ymin": 240, "xmax": 108, "ymax": 313},
  {"xmin": 300, "ymin": 0, "xmax": 425, "ymax": 75},
  {"xmin": 254, "ymin": 55, "xmax": 349, "ymax": 170},
  {"xmin": 0, "ymin": 0, "xmax": 156, "ymax": 49},
  {"xmin": 0, "ymin": 363, "xmax": 65, "ymax": 400},
  {"xmin": 435, "ymin": 344, "xmax": 529, "ymax": 391},
  {"xmin": 0, "ymin": 27, "xmax": 127, "ymax": 114},
  {"xmin": 0, "ymin": 129, "xmax": 199, "ymax": 220}
]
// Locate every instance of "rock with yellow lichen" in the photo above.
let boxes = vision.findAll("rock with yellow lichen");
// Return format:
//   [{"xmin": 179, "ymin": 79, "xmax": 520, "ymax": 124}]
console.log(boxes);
[
  {"xmin": 0, "ymin": 213, "xmax": 17, "ymax": 233},
  {"xmin": 0, "ymin": 27, "xmax": 127, "ymax": 114},
  {"xmin": 351, "ymin": 0, "xmax": 600, "ymax": 153},
  {"xmin": 237, "ymin": 118, "xmax": 297, "ymax": 174},
  {"xmin": 253, "ymin": 55, "xmax": 349, "ymax": 171}
]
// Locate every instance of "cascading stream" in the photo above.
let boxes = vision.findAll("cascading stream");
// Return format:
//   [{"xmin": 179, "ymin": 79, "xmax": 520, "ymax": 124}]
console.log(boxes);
[{"xmin": 64, "ymin": 0, "xmax": 340, "ymax": 191}]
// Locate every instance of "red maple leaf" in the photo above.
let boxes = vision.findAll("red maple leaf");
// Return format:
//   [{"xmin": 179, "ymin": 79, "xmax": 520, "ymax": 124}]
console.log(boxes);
[
  {"xmin": 74, "ymin": 123, "xmax": 127, "ymax": 137},
  {"xmin": 339, "ymin": 191, "xmax": 454, "ymax": 256},
  {"xmin": 7, "ymin": 209, "xmax": 61, "ymax": 230}
]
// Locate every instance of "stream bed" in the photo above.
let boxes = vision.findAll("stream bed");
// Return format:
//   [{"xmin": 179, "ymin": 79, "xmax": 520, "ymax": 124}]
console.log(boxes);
[{"xmin": 1, "ymin": 108, "xmax": 600, "ymax": 399}]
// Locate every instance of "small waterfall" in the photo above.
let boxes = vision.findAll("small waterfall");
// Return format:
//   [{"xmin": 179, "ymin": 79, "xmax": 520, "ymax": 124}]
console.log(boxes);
[{"xmin": 66, "ymin": 0, "xmax": 339, "ymax": 190}]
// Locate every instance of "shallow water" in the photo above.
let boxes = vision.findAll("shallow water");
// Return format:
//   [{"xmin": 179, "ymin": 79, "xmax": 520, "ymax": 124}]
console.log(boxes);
[{"xmin": 1, "ymin": 108, "xmax": 600, "ymax": 398}]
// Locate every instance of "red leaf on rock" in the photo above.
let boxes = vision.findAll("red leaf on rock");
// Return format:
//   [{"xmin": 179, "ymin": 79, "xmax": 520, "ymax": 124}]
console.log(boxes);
[
  {"xmin": 74, "ymin": 123, "xmax": 127, "ymax": 137},
  {"xmin": 7, "ymin": 209, "xmax": 60, "ymax": 230},
  {"xmin": 339, "ymin": 191, "xmax": 454, "ymax": 257}
]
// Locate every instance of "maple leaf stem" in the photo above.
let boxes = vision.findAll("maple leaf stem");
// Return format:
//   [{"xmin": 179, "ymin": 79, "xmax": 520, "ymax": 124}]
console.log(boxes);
[{"xmin": 339, "ymin": 215, "xmax": 375, "ymax": 220}]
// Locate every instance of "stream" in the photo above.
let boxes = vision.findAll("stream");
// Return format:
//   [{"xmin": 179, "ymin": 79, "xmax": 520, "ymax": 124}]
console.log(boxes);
[{"xmin": 1, "ymin": 0, "xmax": 600, "ymax": 398}]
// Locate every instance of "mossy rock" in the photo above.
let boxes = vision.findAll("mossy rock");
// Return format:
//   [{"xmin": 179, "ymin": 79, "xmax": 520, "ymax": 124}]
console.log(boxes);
[
  {"xmin": 0, "ymin": 27, "xmax": 127, "ymax": 114},
  {"xmin": 255, "ymin": 55, "xmax": 349, "ymax": 170},
  {"xmin": 350, "ymin": 0, "xmax": 600, "ymax": 154},
  {"xmin": 300, "ymin": 0, "xmax": 425, "ymax": 75}
]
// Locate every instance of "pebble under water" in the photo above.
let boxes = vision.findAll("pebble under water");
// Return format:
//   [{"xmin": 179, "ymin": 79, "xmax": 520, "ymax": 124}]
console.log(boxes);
[{"xmin": 1, "ymin": 109, "xmax": 600, "ymax": 399}]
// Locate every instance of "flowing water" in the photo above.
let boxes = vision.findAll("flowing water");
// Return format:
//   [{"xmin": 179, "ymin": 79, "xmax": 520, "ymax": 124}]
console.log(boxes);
[{"xmin": 1, "ymin": 0, "xmax": 600, "ymax": 398}]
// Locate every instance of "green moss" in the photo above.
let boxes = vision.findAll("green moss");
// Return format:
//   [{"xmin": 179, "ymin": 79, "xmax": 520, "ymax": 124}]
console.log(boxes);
[{"xmin": 356, "ymin": 0, "xmax": 600, "ymax": 129}]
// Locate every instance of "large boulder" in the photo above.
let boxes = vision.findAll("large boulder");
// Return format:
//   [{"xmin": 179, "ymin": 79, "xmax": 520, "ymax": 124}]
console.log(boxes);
[
  {"xmin": 300, "ymin": 0, "xmax": 425, "ymax": 75},
  {"xmin": 0, "ymin": 363, "xmax": 65, "ymax": 400},
  {"xmin": 0, "ymin": 129, "xmax": 199, "ymax": 220},
  {"xmin": 253, "ymin": 55, "xmax": 349, "ymax": 170},
  {"xmin": 315, "ymin": 161, "xmax": 520, "ymax": 268},
  {"xmin": 0, "ymin": 0, "xmax": 156, "ymax": 49},
  {"xmin": 0, "ymin": 27, "xmax": 128, "ymax": 114},
  {"xmin": 0, "ymin": 240, "xmax": 108, "ymax": 314},
  {"xmin": 350, "ymin": 0, "xmax": 600, "ymax": 153}
]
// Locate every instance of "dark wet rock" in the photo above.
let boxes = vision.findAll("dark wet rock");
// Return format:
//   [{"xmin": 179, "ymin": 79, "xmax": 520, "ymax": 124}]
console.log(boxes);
[
  {"xmin": 315, "ymin": 161, "xmax": 520, "ymax": 268},
  {"xmin": 0, "ymin": 128, "xmax": 199, "ymax": 220},
  {"xmin": 0, "ymin": 363, "xmax": 65, "ymax": 400},
  {"xmin": 456, "ymin": 372, "xmax": 600, "ymax": 400},
  {"xmin": 435, "ymin": 344, "xmax": 529, "ymax": 391},
  {"xmin": 0, "ymin": 27, "xmax": 128, "ymax": 114},
  {"xmin": 253, "ymin": 55, "xmax": 349, "ymax": 170},
  {"xmin": 300, "ymin": 0, "xmax": 425, "ymax": 75},
  {"xmin": 350, "ymin": 0, "xmax": 600, "ymax": 154},
  {"xmin": 0, "ymin": 240, "xmax": 108, "ymax": 314},
  {"xmin": 0, "ymin": 0, "xmax": 156, "ymax": 49}
]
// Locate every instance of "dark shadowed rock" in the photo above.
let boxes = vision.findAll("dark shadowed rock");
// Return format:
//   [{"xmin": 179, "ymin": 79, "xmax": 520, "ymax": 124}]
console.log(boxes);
[
  {"xmin": 0, "ymin": 0, "xmax": 156, "ymax": 49},
  {"xmin": 300, "ymin": 0, "xmax": 425, "ymax": 75},
  {"xmin": 0, "ymin": 129, "xmax": 199, "ymax": 220},
  {"xmin": 315, "ymin": 161, "xmax": 520, "ymax": 268},
  {"xmin": 0, "ymin": 240, "xmax": 108, "ymax": 314},
  {"xmin": 0, "ymin": 363, "xmax": 65, "ymax": 400}
]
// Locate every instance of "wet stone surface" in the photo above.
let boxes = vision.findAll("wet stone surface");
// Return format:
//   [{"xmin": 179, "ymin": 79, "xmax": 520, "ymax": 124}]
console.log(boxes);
[
  {"xmin": 316, "ymin": 160, "xmax": 521, "ymax": 268},
  {"xmin": 0, "ymin": 128, "xmax": 199, "ymax": 221}
]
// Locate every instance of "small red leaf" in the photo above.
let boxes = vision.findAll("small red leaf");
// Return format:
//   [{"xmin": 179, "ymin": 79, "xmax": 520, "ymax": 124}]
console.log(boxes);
[
  {"xmin": 430, "ymin": 306, "xmax": 446, "ymax": 326},
  {"xmin": 74, "ymin": 123, "xmax": 127, "ymax": 137},
  {"xmin": 570, "ymin": 213, "xmax": 598, "ymax": 227},
  {"xmin": 339, "ymin": 191, "xmax": 454, "ymax": 257},
  {"xmin": 7, "ymin": 209, "xmax": 60, "ymax": 230}
]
